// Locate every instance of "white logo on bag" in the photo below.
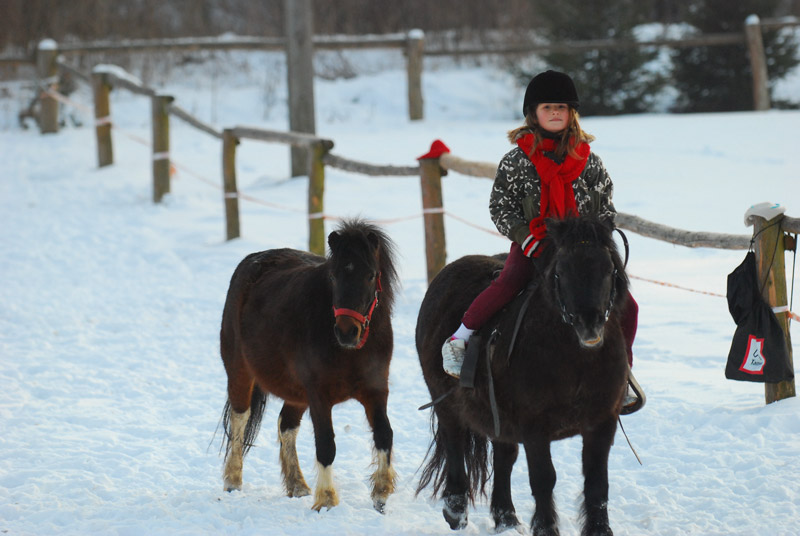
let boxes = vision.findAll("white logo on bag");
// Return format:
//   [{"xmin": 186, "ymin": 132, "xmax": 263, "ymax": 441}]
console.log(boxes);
[{"xmin": 740, "ymin": 334, "xmax": 766, "ymax": 374}]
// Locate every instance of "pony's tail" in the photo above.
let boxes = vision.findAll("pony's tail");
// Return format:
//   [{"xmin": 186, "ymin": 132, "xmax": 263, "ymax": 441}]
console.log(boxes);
[
  {"xmin": 219, "ymin": 385, "xmax": 268, "ymax": 458},
  {"xmin": 415, "ymin": 410, "xmax": 490, "ymax": 503}
]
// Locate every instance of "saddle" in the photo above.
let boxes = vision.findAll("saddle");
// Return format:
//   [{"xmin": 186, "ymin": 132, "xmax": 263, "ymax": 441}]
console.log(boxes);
[{"xmin": 460, "ymin": 277, "xmax": 540, "ymax": 389}]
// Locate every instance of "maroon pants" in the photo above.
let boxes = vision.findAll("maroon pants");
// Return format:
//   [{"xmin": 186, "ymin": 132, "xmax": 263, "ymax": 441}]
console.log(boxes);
[{"xmin": 461, "ymin": 241, "xmax": 638, "ymax": 366}]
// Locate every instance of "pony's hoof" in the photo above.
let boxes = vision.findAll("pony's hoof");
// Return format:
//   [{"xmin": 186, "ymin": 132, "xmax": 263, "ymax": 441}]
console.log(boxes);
[
  {"xmin": 223, "ymin": 478, "xmax": 242, "ymax": 492},
  {"xmin": 311, "ymin": 488, "xmax": 339, "ymax": 511},
  {"xmin": 581, "ymin": 524, "xmax": 613, "ymax": 536},
  {"xmin": 373, "ymin": 498, "xmax": 386, "ymax": 514},
  {"xmin": 443, "ymin": 494, "xmax": 468, "ymax": 530},
  {"xmin": 492, "ymin": 510, "xmax": 522, "ymax": 533},
  {"xmin": 370, "ymin": 485, "xmax": 393, "ymax": 514},
  {"xmin": 532, "ymin": 521, "xmax": 560, "ymax": 536},
  {"xmin": 288, "ymin": 483, "xmax": 311, "ymax": 498}
]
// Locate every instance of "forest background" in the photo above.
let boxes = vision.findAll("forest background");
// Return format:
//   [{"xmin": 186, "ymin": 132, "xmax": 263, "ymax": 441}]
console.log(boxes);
[{"xmin": 2, "ymin": 0, "xmax": 799, "ymax": 115}]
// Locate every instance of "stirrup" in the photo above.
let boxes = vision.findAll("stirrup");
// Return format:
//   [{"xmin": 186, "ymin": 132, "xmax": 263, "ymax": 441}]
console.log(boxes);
[{"xmin": 621, "ymin": 366, "xmax": 646, "ymax": 415}]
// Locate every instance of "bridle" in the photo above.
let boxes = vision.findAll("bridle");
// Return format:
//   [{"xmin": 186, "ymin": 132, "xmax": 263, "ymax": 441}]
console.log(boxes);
[
  {"xmin": 553, "ymin": 227, "xmax": 628, "ymax": 328},
  {"xmin": 553, "ymin": 268, "xmax": 617, "ymax": 327},
  {"xmin": 332, "ymin": 272, "xmax": 382, "ymax": 349}
]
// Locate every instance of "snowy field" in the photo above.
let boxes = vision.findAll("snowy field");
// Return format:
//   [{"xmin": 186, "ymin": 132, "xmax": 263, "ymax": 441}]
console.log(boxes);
[{"xmin": 1, "ymin": 49, "xmax": 799, "ymax": 535}]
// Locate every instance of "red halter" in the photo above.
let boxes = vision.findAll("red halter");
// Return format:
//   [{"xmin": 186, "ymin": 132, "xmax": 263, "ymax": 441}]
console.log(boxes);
[{"xmin": 332, "ymin": 273, "xmax": 382, "ymax": 349}]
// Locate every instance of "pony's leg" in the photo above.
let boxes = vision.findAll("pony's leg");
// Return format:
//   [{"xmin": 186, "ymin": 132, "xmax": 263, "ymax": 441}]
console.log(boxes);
[
  {"xmin": 222, "ymin": 371, "xmax": 255, "ymax": 492},
  {"xmin": 439, "ymin": 418, "xmax": 469, "ymax": 530},
  {"xmin": 580, "ymin": 418, "xmax": 616, "ymax": 536},
  {"xmin": 223, "ymin": 406, "xmax": 251, "ymax": 492},
  {"xmin": 524, "ymin": 437, "xmax": 559, "ymax": 536},
  {"xmin": 308, "ymin": 400, "xmax": 339, "ymax": 511},
  {"xmin": 278, "ymin": 403, "xmax": 311, "ymax": 498},
  {"xmin": 358, "ymin": 390, "xmax": 396, "ymax": 513},
  {"xmin": 491, "ymin": 440, "xmax": 521, "ymax": 531}
]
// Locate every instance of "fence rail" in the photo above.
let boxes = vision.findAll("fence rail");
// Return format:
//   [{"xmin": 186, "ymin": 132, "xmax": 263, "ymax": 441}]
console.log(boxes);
[
  {"xmin": 323, "ymin": 153, "xmax": 419, "ymax": 177},
  {"xmin": 168, "ymin": 102, "xmax": 222, "ymax": 139}
]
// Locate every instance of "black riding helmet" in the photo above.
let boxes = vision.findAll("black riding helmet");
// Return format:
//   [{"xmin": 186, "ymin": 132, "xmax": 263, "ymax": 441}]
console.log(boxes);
[{"xmin": 522, "ymin": 70, "xmax": 580, "ymax": 117}]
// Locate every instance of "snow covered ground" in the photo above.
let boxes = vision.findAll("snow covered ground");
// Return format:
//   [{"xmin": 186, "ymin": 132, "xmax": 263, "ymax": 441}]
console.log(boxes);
[{"xmin": 1, "ymin": 50, "xmax": 799, "ymax": 535}]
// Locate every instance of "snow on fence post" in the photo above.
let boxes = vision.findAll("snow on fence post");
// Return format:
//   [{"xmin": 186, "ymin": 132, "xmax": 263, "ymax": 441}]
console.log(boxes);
[
  {"xmin": 744, "ymin": 15, "xmax": 771, "ymax": 111},
  {"xmin": 418, "ymin": 147, "xmax": 447, "ymax": 283},
  {"xmin": 91, "ymin": 71, "xmax": 113, "ymax": 167},
  {"xmin": 36, "ymin": 39, "xmax": 59, "ymax": 134},
  {"xmin": 308, "ymin": 139, "xmax": 332, "ymax": 256},
  {"xmin": 751, "ymin": 212, "xmax": 796, "ymax": 403},
  {"xmin": 222, "ymin": 129, "xmax": 241, "ymax": 240},
  {"xmin": 406, "ymin": 30, "xmax": 425, "ymax": 121},
  {"xmin": 151, "ymin": 94, "xmax": 174, "ymax": 203}
]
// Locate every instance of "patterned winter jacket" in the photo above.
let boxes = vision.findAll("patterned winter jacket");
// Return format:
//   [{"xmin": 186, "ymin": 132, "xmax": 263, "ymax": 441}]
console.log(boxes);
[{"xmin": 489, "ymin": 144, "xmax": 616, "ymax": 247}]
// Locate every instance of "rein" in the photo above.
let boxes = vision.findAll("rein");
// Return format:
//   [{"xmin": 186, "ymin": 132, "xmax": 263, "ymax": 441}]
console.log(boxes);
[
  {"xmin": 615, "ymin": 227, "xmax": 629, "ymax": 268},
  {"xmin": 332, "ymin": 273, "xmax": 382, "ymax": 349}
]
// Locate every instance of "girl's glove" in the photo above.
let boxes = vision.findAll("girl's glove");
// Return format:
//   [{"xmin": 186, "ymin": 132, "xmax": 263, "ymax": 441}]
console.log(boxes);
[
  {"xmin": 522, "ymin": 217, "xmax": 547, "ymax": 258},
  {"xmin": 521, "ymin": 233, "xmax": 539, "ymax": 257}
]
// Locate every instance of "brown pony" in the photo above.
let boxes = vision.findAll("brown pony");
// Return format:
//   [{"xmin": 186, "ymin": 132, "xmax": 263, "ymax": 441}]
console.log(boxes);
[
  {"xmin": 416, "ymin": 215, "xmax": 630, "ymax": 535},
  {"xmin": 218, "ymin": 219, "xmax": 398, "ymax": 512}
]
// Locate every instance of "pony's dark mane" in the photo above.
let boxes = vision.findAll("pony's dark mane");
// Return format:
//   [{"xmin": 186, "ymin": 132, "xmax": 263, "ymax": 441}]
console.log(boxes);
[
  {"xmin": 327, "ymin": 218, "xmax": 399, "ymax": 315},
  {"xmin": 547, "ymin": 215, "xmax": 616, "ymax": 251}
]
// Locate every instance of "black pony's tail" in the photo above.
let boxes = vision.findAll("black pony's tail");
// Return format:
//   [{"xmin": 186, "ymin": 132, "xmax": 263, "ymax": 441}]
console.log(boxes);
[
  {"xmin": 415, "ymin": 409, "xmax": 490, "ymax": 503},
  {"xmin": 218, "ymin": 385, "xmax": 268, "ymax": 458}
]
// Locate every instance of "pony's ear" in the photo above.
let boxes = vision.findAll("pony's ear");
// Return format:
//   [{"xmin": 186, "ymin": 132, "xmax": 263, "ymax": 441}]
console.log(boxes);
[
  {"xmin": 545, "ymin": 217, "xmax": 567, "ymax": 242},
  {"xmin": 367, "ymin": 232, "xmax": 381, "ymax": 263},
  {"xmin": 328, "ymin": 231, "xmax": 340, "ymax": 250},
  {"xmin": 367, "ymin": 232, "xmax": 380, "ymax": 251},
  {"xmin": 598, "ymin": 214, "xmax": 615, "ymax": 232}
]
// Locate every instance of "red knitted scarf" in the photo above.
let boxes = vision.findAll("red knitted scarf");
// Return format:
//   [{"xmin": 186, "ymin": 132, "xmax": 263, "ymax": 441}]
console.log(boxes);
[{"xmin": 516, "ymin": 133, "xmax": 591, "ymax": 220}]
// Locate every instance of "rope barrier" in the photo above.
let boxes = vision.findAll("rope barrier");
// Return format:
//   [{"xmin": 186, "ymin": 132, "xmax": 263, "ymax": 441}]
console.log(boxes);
[
  {"xmin": 627, "ymin": 274, "xmax": 726, "ymax": 298},
  {"xmin": 444, "ymin": 210, "xmax": 503, "ymax": 237}
]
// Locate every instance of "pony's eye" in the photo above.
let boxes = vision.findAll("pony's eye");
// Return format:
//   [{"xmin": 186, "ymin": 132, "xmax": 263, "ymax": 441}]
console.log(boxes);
[{"xmin": 368, "ymin": 273, "xmax": 376, "ymax": 282}]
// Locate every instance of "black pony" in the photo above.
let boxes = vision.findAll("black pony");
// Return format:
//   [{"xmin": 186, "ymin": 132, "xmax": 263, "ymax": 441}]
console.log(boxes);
[
  {"xmin": 416, "ymin": 214, "xmax": 630, "ymax": 535},
  {"xmin": 218, "ymin": 218, "xmax": 398, "ymax": 512}
]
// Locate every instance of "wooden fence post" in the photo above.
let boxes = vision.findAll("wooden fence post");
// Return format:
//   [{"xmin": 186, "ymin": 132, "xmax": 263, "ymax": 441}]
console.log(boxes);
[
  {"xmin": 92, "ymin": 71, "xmax": 113, "ymax": 167},
  {"xmin": 406, "ymin": 30, "xmax": 425, "ymax": 121},
  {"xmin": 419, "ymin": 158, "xmax": 446, "ymax": 283},
  {"xmin": 222, "ymin": 129, "xmax": 241, "ymax": 240},
  {"xmin": 752, "ymin": 214, "xmax": 796, "ymax": 403},
  {"xmin": 744, "ymin": 15, "xmax": 771, "ymax": 111},
  {"xmin": 36, "ymin": 39, "xmax": 59, "ymax": 134},
  {"xmin": 308, "ymin": 140, "xmax": 332, "ymax": 256},
  {"xmin": 151, "ymin": 94, "xmax": 174, "ymax": 203},
  {"xmin": 285, "ymin": 0, "xmax": 316, "ymax": 177}
]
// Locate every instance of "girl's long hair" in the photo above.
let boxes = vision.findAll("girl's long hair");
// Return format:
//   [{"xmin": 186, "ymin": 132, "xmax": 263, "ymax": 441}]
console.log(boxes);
[{"xmin": 508, "ymin": 106, "xmax": 595, "ymax": 159}]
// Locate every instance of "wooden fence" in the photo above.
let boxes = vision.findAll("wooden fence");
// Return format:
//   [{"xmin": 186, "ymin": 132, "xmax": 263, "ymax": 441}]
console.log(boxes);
[
  {"xmin": 20, "ymin": 40, "xmax": 800, "ymax": 405},
  {"xmin": 13, "ymin": 14, "xmax": 800, "ymax": 129},
  {"xmin": 55, "ymin": 59, "xmax": 422, "ymax": 251}
]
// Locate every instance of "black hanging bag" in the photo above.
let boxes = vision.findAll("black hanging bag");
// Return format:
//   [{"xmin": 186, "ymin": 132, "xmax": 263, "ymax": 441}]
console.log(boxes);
[{"xmin": 725, "ymin": 251, "xmax": 793, "ymax": 383}]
